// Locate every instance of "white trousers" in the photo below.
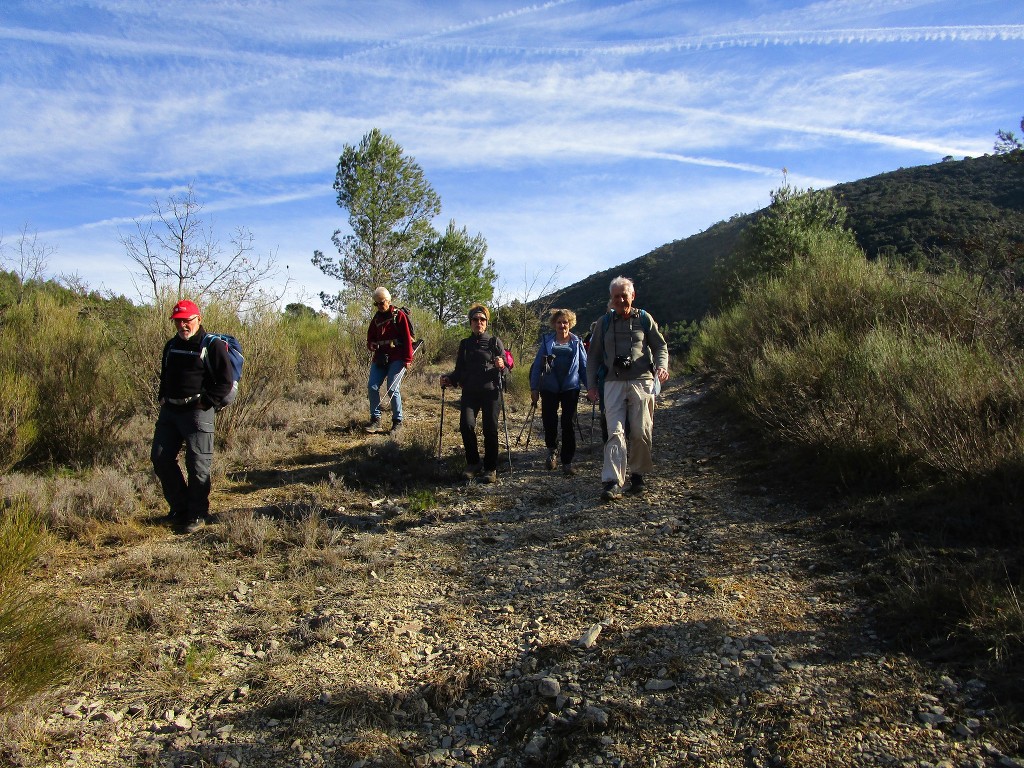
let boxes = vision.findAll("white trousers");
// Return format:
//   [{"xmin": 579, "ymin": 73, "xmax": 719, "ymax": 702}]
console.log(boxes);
[{"xmin": 601, "ymin": 378, "xmax": 657, "ymax": 485}]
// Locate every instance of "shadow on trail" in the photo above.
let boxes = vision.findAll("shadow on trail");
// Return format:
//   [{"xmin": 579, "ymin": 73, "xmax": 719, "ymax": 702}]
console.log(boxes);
[{"xmin": 138, "ymin": 379, "xmax": 940, "ymax": 768}]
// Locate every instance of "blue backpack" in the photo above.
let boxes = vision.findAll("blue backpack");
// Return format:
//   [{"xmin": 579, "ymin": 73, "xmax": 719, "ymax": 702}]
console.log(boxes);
[{"xmin": 200, "ymin": 333, "xmax": 244, "ymax": 408}]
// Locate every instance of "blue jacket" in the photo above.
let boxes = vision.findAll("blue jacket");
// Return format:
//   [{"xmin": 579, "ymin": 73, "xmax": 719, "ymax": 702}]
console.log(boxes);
[{"xmin": 529, "ymin": 332, "xmax": 587, "ymax": 394}]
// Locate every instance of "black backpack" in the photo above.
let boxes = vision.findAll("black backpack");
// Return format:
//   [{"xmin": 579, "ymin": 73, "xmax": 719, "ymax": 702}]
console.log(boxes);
[{"xmin": 393, "ymin": 307, "xmax": 415, "ymax": 340}]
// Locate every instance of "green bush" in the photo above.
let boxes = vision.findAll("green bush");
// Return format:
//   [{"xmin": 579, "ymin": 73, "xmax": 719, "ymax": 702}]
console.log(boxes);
[
  {"xmin": 285, "ymin": 313, "xmax": 351, "ymax": 381},
  {"xmin": 691, "ymin": 230, "xmax": 1024, "ymax": 481},
  {"xmin": 0, "ymin": 502, "xmax": 77, "ymax": 715},
  {"xmin": 0, "ymin": 293, "xmax": 135, "ymax": 467},
  {"xmin": 0, "ymin": 368, "xmax": 37, "ymax": 472}
]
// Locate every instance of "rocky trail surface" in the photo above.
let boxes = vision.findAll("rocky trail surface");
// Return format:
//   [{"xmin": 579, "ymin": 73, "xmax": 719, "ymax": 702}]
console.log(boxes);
[{"xmin": 24, "ymin": 378, "xmax": 1024, "ymax": 768}]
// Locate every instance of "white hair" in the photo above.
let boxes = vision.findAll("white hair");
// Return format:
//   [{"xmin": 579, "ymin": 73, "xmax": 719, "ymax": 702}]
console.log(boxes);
[
  {"xmin": 609, "ymin": 276, "xmax": 635, "ymax": 297},
  {"xmin": 373, "ymin": 287, "xmax": 391, "ymax": 301}
]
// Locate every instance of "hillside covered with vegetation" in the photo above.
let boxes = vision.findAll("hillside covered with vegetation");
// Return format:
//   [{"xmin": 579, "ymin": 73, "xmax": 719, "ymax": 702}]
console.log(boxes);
[{"xmin": 544, "ymin": 153, "xmax": 1024, "ymax": 330}]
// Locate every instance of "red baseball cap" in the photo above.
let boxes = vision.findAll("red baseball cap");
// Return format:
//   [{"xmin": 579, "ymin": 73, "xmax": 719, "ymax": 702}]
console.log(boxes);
[{"xmin": 170, "ymin": 300, "xmax": 201, "ymax": 319}]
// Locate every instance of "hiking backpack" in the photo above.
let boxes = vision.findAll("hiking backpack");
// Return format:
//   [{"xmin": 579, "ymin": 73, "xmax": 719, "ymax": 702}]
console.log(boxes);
[
  {"xmin": 490, "ymin": 337, "xmax": 514, "ymax": 370},
  {"xmin": 393, "ymin": 306, "xmax": 424, "ymax": 356},
  {"xmin": 200, "ymin": 333, "xmax": 244, "ymax": 408}
]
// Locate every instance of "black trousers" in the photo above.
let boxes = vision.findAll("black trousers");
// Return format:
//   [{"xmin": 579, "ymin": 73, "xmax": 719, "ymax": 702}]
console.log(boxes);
[
  {"xmin": 459, "ymin": 389, "xmax": 501, "ymax": 471},
  {"xmin": 541, "ymin": 389, "xmax": 580, "ymax": 464},
  {"xmin": 151, "ymin": 404, "xmax": 215, "ymax": 520}
]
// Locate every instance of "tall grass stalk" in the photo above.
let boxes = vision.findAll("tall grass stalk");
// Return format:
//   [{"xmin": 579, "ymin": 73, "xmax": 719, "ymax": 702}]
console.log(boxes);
[{"xmin": 0, "ymin": 503, "xmax": 77, "ymax": 715}]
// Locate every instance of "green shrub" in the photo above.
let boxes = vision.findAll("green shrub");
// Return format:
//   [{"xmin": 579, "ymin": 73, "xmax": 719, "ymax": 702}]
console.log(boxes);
[
  {"xmin": 284, "ymin": 313, "xmax": 353, "ymax": 381},
  {"xmin": 0, "ymin": 293, "xmax": 135, "ymax": 467},
  {"xmin": 691, "ymin": 230, "xmax": 1024, "ymax": 481},
  {"xmin": 0, "ymin": 368, "xmax": 37, "ymax": 472},
  {"xmin": 0, "ymin": 502, "xmax": 77, "ymax": 715}
]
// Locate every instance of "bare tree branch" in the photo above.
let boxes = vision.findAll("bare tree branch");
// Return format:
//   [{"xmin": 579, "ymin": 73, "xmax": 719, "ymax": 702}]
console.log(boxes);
[
  {"xmin": 0, "ymin": 225, "xmax": 56, "ymax": 303},
  {"xmin": 119, "ymin": 183, "xmax": 286, "ymax": 312}
]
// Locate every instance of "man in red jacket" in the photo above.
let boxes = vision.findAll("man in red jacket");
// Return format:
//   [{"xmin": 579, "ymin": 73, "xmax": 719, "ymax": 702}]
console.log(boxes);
[{"xmin": 366, "ymin": 287, "xmax": 414, "ymax": 434}]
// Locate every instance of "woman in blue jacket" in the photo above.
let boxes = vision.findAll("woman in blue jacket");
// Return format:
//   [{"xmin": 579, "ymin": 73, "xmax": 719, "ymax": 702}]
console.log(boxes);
[{"xmin": 529, "ymin": 308, "xmax": 587, "ymax": 476}]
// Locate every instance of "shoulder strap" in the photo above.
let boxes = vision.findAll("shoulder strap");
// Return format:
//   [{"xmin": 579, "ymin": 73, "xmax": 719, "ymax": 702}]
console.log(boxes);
[
  {"xmin": 198, "ymin": 334, "xmax": 229, "ymax": 378},
  {"xmin": 601, "ymin": 310, "xmax": 614, "ymax": 334}
]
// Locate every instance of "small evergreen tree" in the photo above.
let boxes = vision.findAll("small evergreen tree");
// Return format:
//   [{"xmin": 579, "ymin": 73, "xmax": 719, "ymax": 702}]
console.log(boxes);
[
  {"xmin": 715, "ymin": 175, "xmax": 855, "ymax": 306},
  {"xmin": 313, "ymin": 129, "xmax": 442, "ymax": 312},
  {"xmin": 994, "ymin": 115, "xmax": 1024, "ymax": 161},
  {"xmin": 408, "ymin": 220, "xmax": 496, "ymax": 327}
]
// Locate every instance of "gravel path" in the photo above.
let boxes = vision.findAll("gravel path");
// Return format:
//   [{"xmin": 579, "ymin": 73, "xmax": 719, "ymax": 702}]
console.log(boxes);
[{"xmin": 21, "ymin": 378, "xmax": 1023, "ymax": 768}]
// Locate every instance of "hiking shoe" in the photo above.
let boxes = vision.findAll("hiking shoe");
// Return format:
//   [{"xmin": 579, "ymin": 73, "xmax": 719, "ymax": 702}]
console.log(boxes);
[
  {"xmin": 179, "ymin": 518, "xmax": 205, "ymax": 534},
  {"xmin": 462, "ymin": 463, "xmax": 481, "ymax": 480},
  {"xmin": 601, "ymin": 481, "xmax": 623, "ymax": 501},
  {"xmin": 389, "ymin": 420, "xmax": 403, "ymax": 434},
  {"xmin": 562, "ymin": 463, "xmax": 575, "ymax": 477},
  {"xmin": 546, "ymin": 451, "xmax": 558, "ymax": 470},
  {"xmin": 481, "ymin": 470, "xmax": 498, "ymax": 484},
  {"xmin": 628, "ymin": 473, "xmax": 646, "ymax": 494},
  {"xmin": 364, "ymin": 418, "xmax": 382, "ymax": 434}
]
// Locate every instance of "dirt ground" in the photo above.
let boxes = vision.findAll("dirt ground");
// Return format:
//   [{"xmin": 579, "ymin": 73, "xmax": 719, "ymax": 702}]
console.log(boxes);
[{"xmin": 6, "ymin": 376, "xmax": 1024, "ymax": 768}]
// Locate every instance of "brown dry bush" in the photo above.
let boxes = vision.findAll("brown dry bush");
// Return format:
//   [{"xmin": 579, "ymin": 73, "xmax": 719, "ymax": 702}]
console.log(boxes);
[{"xmin": 7, "ymin": 467, "xmax": 146, "ymax": 545}]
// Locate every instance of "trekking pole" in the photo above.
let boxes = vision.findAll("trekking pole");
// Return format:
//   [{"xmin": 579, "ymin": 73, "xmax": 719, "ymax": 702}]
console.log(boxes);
[
  {"xmin": 589, "ymin": 399, "xmax": 597, "ymax": 447},
  {"xmin": 436, "ymin": 385, "xmax": 446, "ymax": 465},
  {"xmin": 499, "ymin": 379, "xmax": 512, "ymax": 475},
  {"xmin": 379, "ymin": 364, "xmax": 406, "ymax": 411},
  {"xmin": 516, "ymin": 403, "xmax": 537, "ymax": 445}
]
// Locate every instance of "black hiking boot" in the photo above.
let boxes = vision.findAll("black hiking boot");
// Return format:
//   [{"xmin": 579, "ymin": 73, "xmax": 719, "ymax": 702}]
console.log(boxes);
[
  {"xmin": 628, "ymin": 473, "xmax": 646, "ymax": 494},
  {"xmin": 601, "ymin": 481, "xmax": 623, "ymax": 501}
]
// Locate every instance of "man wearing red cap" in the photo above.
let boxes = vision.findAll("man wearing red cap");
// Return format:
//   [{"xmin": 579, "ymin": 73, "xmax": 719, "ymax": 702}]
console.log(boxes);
[{"xmin": 152, "ymin": 299, "xmax": 234, "ymax": 533}]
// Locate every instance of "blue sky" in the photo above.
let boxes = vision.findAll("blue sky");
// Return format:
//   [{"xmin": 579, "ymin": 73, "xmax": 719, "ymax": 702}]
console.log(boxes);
[{"xmin": 1, "ymin": 0, "xmax": 1021, "ymax": 309}]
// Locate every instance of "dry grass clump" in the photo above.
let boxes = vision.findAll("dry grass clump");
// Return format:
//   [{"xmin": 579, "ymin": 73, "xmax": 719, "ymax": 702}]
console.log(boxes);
[
  {"xmin": 88, "ymin": 539, "xmax": 210, "ymax": 587},
  {"xmin": 136, "ymin": 640, "xmax": 221, "ymax": 706},
  {"xmin": 335, "ymin": 728, "xmax": 407, "ymax": 767},
  {"xmin": 0, "ymin": 467, "xmax": 150, "ymax": 545},
  {"xmin": 212, "ymin": 508, "xmax": 282, "ymax": 557},
  {"xmin": 420, "ymin": 652, "xmax": 504, "ymax": 712}
]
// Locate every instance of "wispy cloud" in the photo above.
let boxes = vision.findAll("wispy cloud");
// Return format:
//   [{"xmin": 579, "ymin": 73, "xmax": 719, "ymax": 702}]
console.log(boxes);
[{"xmin": 1, "ymin": 0, "xmax": 1019, "ymax": 303}]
